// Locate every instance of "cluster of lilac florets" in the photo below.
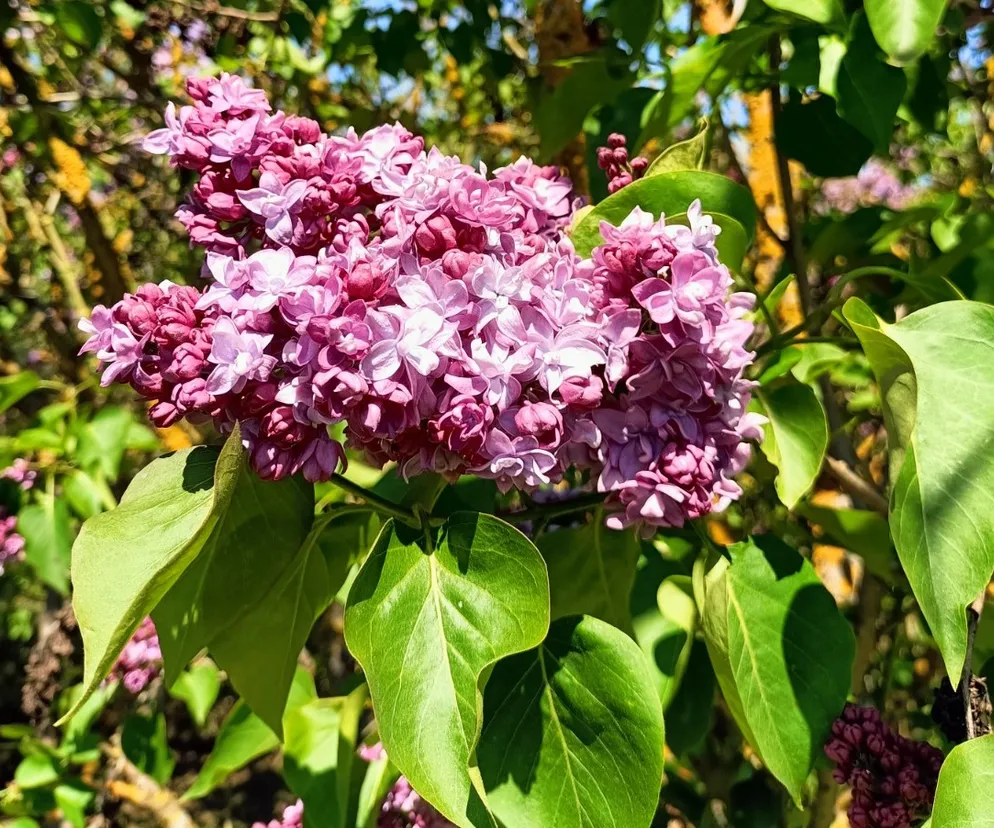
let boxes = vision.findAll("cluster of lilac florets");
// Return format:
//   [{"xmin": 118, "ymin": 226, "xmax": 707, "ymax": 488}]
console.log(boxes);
[
  {"xmin": 0, "ymin": 509, "xmax": 24, "ymax": 574},
  {"xmin": 80, "ymin": 73, "xmax": 760, "ymax": 532},
  {"xmin": 1, "ymin": 459, "xmax": 36, "ymax": 490},
  {"xmin": 825, "ymin": 704, "xmax": 944, "ymax": 828},
  {"xmin": 596, "ymin": 133, "xmax": 648, "ymax": 194},
  {"xmin": 107, "ymin": 617, "xmax": 162, "ymax": 694},
  {"xmin": 253, "ymin": 800, "xmax": 303, "ymax": 828},
  {"xmin": 359, "ymin": 744, "xmax": 454, "ymax": 827}
]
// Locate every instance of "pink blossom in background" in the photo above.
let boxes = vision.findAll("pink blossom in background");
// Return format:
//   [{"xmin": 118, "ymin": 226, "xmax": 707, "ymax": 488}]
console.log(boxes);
[
  {"xmin": 1, "ymin": 459, "xmax": 36, "ymax": 490},
  {"xmin": 358, "ymin": 743, "xmax": 455, "ymax": 828},
  {"xmin": 252, "ymin": 800, "xmax": 304, "ymax": 828},
  {"xmin": 82, "ymin": 72, "xmax": 760, "ymax": 534},
  {"xmin": 0, "ymin": 510, "xmax": 25, "ymax": 574},
  {"xmin": 106, "ymin": 617, "xmax": 162, "ymax": 693}
]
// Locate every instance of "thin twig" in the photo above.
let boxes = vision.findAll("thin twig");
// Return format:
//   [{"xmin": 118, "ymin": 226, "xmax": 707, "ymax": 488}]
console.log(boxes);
[
  {"xmin": 497, "ymin": 491, "xmax": 608, "ymax": 525},
  {"xmin": 823, "ymin": 457, "xmax": 889, "ymax": 516},
  {"xmin": 329, "ymin": 473, "xmax": 420, "ymax": 527},
  {"xmin": 962, "ymin": 589, "xmax": 987, "ymax": 740}
]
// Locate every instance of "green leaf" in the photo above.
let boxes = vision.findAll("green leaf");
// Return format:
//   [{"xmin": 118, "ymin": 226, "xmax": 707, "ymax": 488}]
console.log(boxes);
[
  {"xmin": 930, "ymin": 734, "xmax": 994, "ymax": 826},
  {"xmin": 168, "ymin": 661, "xmax": 222, "ymax": 728},
  {"xmin": 63, "ymin": 471, "xmax": 106, "ymax": 520},
  {"xmin": 570, "ymin": 170, "xmax": 756, "ymax": 265},
  {"xmin": 776, "ymin": 95, "xmax": 872, "ymax": 177},
  {"xmin": 344, "ymin": 513, "xmax": 551, "ymax": 828},
  {"xmin": 477, "ymin": 615, "xmax": 664, "ymax": 828},
  {"xmin": 0, "ymin": 371, "xmax": 41, "ymax": 414},
  {"xmin": 755, "ymin": 382, "xmax": 829, "ymax": 509},
  {"xmin": 76, "ymin": 406, "xmax": 134, "ymax": 481},
  {"xmin": 153, "ymin": 455, "xmax": 318, "ymax": 736},
  {"xmin": 55, "ymin": 1, "xmax": 103, "ymax": 50},
  {"xmin": 535, "ymin": 56, "xmax": 633, "ymax": 160},
  {"xmin": 759, "ymin": 0, "xmax": 843, "ymax": 24},
  {"xmin": 53, "ymin": 779, "xmax": 95, "ymax": 828},
  {"xmin": 283, "ymin": 683, "xmax": 369, "ymax": 828},
  {"xmin": 63, "ymin": 439, "xmax": 234, "ymax": 725},
  {"xmin": 537, "ymin": 520, "xmax": 640, "ymax": 633},
  {"xmin": 183, "ymin": 667, "xmax": 315, "ymax": 800},
  {"xmin": 844, "ymin": 298, "xmax": 994, "ymax": 681},
  {"xmin": 644, "ymin": 119, "xmax": 710, "ymax": 176},
  {"xmin": 704, "ymin": 537, "xmax": 855, "ymax": 801},
  {"xmin": 18, "ymin": 494, "xmax": 73, "ymax": 594},
  {"xmin": 864, "ymin": 0, "xmax": 948, "ymax": 64},
  {"xmin": 836, "ymin": 15, "xmax": 908, "ymax": 153},
  {"xmin": 664, "ymin": 639, "xmax": 716, "ymax": 754},
  {"xmin": 121, "ymin": 713, "xmax": 175, "ymax": 785},
  {"xmin": 15, "ymin": 753, "xmax": 60, "ymax": 788},
  {"xmin": 637, "ymin": 26, "xmax": 774, "ymax": 148}
]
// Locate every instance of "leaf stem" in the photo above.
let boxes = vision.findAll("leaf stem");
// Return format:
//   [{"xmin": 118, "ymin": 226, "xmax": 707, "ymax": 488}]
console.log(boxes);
[{"xmin": 328, "ymin": 473, "xmax": 421, "ymax": 528}]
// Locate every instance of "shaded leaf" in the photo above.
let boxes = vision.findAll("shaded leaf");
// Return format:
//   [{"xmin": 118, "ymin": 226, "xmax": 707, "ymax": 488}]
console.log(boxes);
[
  {"xmin": 344, "ymin": 513, "xmax": 550, "ymax": 828},
  {"xmin": 477, "ymin": 616, "xmax": 664, "ymax": 828}
]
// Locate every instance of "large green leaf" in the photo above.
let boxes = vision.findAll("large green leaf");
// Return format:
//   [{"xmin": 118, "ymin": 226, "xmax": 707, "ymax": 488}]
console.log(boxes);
[
  {"xmin": 153, "ymin": 456, "xmax": 321, "ymax": 735},
  {"xmin": 755, "ymin": 382, "xmax": 829, "ymax": 510},
  {"xmin": 344, "ymin": 513, "xmax": 550, "ymax": 828},
  {"xmin": 183, "ymin": 667, "xmax": 315, "ymax": 800},
  {"xmin": 55, "ymin": 1, "xmax": 102, "ymax": 50},
  {"xmin": 864, "ymin": 0, "xmax": 948, "ymax": 64},
  {"xmin": 537, "ymin": 520, "xmax": 640, "ymax": 633},
  {"xmin": 836, "ymin": 15, "xmax": 908, "ymax": 153},
  {"xmin": 930, "ymin": 734, "xmax": 994, "ymax": 826},
  {"xmin": 700, "ymin": 538, "xmax": 854, "ymax": 801},
  {"xmin": 759, "ymin": 0, "xmax": 843, "ymax": 24},
  {"xmin": 62, "ymin": 437, "xmax": 236, "ymax": 724},
  {"xmin": 570, "ymin": 169, "xmax": 757, "ymax": 266},
  {"xmin": 18, "ymin": 495, "xmax": 72, "ymax": 594},
  {"xmin": 845, "ymin": 298, "xmax": 994, "ymax": 680},
  {"xmin": 477, "ymin": 615, "xmax": 664, "ymax": 828}
]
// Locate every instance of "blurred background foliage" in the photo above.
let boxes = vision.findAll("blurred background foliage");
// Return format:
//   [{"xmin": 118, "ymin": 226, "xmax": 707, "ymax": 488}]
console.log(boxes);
[{"xmin": 3, "ymin": 0, "xmax": 994, "ymax": 825}]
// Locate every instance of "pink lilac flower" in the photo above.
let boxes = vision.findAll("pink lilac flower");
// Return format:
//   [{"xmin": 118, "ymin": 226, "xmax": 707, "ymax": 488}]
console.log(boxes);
[
  {"xmin": 107, "ymin": 617, "xmax": 162, "ymax": 694},
  {"xmin": 0, "ymin": 509, "xmax": 25, "ymax": 574},
  {"xmin": 1, "ymin": 459, "xmax": 36, "ymax": 490},
  {"xmin": 252, "ymin": 800, "xmax": 304, "ymax": 828},
  {"xmin": 825, "ymin": 704, "xmax": 943, "ymax": 828},
  {"xmin": 81, "ymin": 75, "xmax": 759, "ymax": 534}
]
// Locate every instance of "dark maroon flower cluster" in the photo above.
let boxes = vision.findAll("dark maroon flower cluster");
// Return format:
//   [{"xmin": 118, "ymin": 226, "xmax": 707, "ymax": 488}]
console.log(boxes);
[
  {"xmin": 596, "ymin": 133, "xmax": 648, "ymax": 194},
  {"xmin": 825, "ymin": 704, "xmax": 943, "ymax": 828}
]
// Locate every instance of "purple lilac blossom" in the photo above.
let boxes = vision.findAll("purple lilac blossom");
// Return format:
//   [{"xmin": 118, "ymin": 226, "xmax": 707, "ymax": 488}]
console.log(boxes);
[
  {"xmin": 80, "ymin": 73, "xmax": 760, "ymax": 533},
  {"xmin": 825, "ymin": 703, "xmax": 943, "ymax": 828},
  {"xmin": 0, "ymin": 509, "xmax": 25, "ymax": 574},
  {"xmin": 1, "ymin": 459, "xmax": 36, "ymax": 490},
  {"xmin": 106, "ymin": 617, "xmax": 162, "ymax": 694},
  {"xmin": 252, "ymin": 800, "xmax": 304, "ymax": 828}
]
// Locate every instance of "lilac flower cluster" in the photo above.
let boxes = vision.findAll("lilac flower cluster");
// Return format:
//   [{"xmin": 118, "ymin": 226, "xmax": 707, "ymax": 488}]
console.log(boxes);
[
  {"xmin": 815, "ymin": 160, "xmax": 920, "ymax": 216},
  {"xmin": 252, "ymin": 800, "xmax": 303, "ymax": 828},
  {"xmin": 359, "ymin": 743, "xmax": 455, "ymax": 828},
  {"xmin": 0, "ymin": 509, "xmax": 25, "ymax": 574},
  {"xmin": 107, "ymin": 617, "xmax": 162, "ymax": 694},
  {"xmin": 596, "ymin": 133, "xmax": 648, "ymax": 194},
  {"xmin": 825, "ymin": 704, "xmax": 944, "ymax": 828},
  {"xmin": 1, "ymin": 459, "xmax": 37, "ymax": 490},
  {"xmin": 80, "ymin": 74, "xmax": 759, "ymax": 532}
]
